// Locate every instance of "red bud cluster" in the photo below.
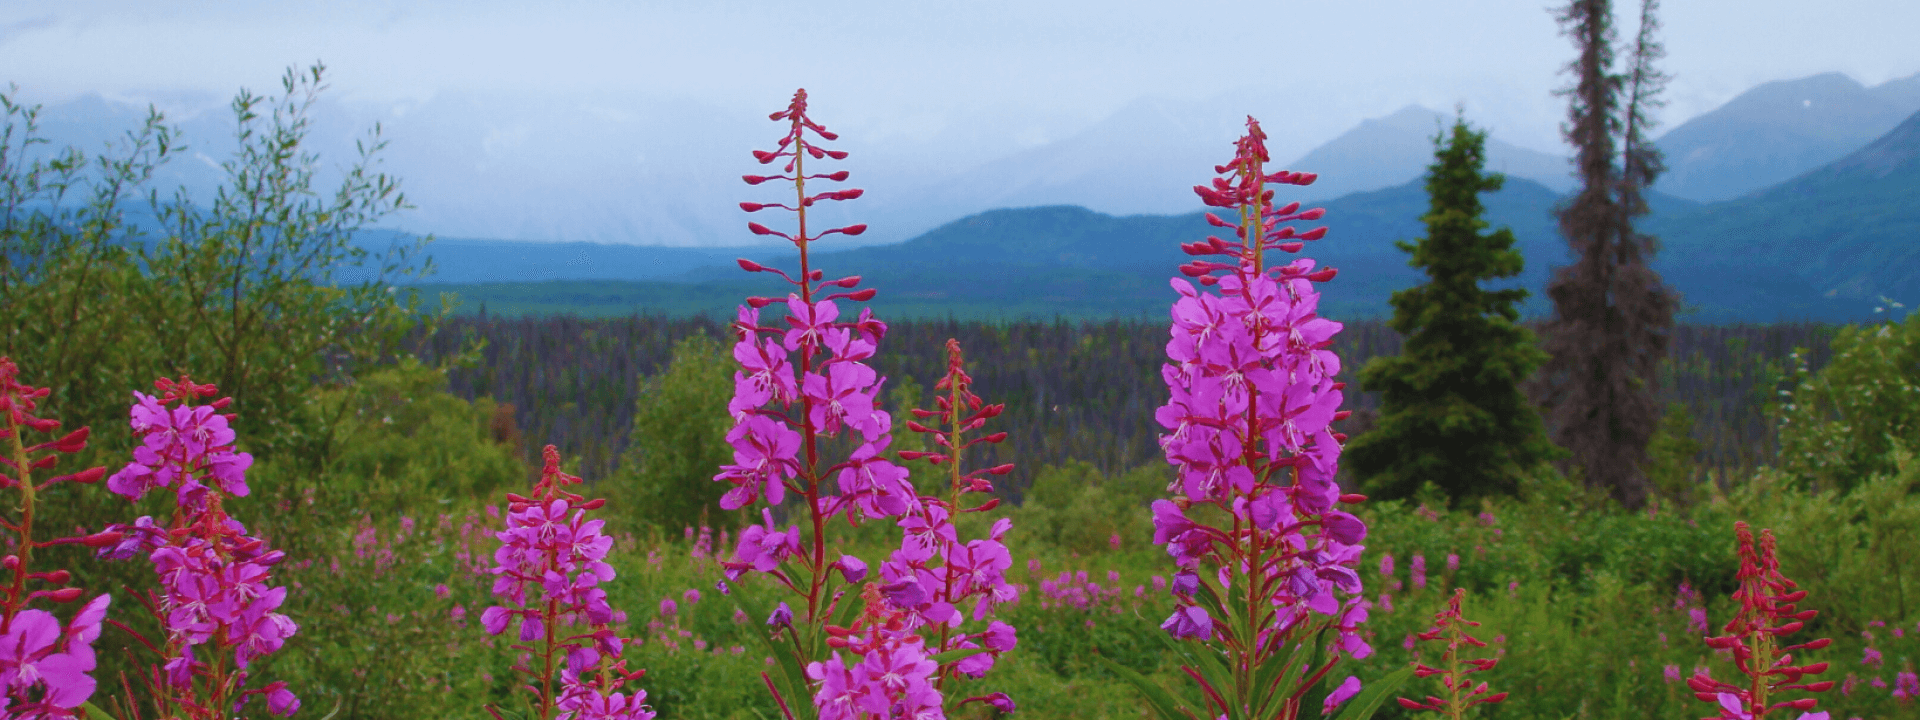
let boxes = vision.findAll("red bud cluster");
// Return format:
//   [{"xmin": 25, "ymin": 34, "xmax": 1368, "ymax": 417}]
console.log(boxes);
[
  {"xmin": 898, "ymin": 340, "xmax": 1008, "ymax": 510},
  {"xmin": 1181, "ymin": 119, "xmax": 1334, "ymax": 285},
  {"xmin": 1687, "ymin": 522, "xmax": 1832, "ymax": 718},
  {"xmin": 1398, "ymin": 588, "xmax": 1508, "ymax": 715},
  {"xmin": 737, "ymin": 89, "xmax": 867, "ymax": 251}
]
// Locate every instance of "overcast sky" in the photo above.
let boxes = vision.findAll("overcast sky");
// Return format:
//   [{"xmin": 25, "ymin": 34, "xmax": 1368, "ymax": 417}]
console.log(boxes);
[{"xmin": 6, "ymin": 0, "xmax": 1917, "ymax": 154}]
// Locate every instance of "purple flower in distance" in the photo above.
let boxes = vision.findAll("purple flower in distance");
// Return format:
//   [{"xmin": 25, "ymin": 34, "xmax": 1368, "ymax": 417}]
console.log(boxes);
[{"xmin": 767, "ymin": 602, "xmax": 794, "ymax": 629}]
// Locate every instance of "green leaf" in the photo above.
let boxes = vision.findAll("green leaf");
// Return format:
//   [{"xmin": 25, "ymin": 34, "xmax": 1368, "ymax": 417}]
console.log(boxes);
[
  {"xmin": 1331, "ymin": 666, "xmax": 1416, "ymax": 720},
  {"xmin": 1253, "ymin": 629, "xmax": 1323, "ymax": 718},
  {"xmin": 1095, "ymin": 654, "xmax": 1199, "ymax": 720},
  {"xmin": 929, "ymin": 646, "xmax": 992, "ymax": 665},
  {"xmin": 731, "ymin": 591, "xmax": 817, "ymax": 720},
  {"xmin": 79, "ymin": 701, "xmax": 121, "ymax": 720}
]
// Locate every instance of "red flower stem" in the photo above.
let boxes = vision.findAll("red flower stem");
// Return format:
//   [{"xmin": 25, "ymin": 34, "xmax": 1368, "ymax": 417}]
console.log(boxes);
[
  {"xmin": 541, "ymin": 595, "xmax": 561, "ymax": 719},
  {"xmin": 933, "ymin": 349, "xmax": 966, "ymax": 690},
  {"xmin": 762, "ymin": 671, "xmax": 797, "ymax": 720},
  {"xmin": 787, "ymin": 115, "xmax": 833, "ymax": 631},
  {"xmin": 1233, "ymin": 153, "xmax": 1268, "ymax": 713},
  {"xmin": 2, "ymin": 407, "xmax": 35, "ymax": 632}
]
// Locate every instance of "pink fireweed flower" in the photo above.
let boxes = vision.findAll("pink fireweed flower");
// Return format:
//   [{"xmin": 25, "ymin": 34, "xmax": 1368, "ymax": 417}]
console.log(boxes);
[
  {"xmin": 810, "ymin": 586, "xmax": 943, "ymax": 720},
  {"xmin": 1687, "ymin": 522, "xmax": 1834, "ymax": 720},
  {"xmin": 0, "ymin": 359, "xmax": 119, "ymax": 716},
  {"xmin": 1152, "ymin": 118, "xmax": 1372, "ymax": 717},
  {"xmin": 726, "ymin": 91, "xmax": 1018, "ymax": 717},
  {"xmin": 1894, "ymin": 670, "xmax": 1919, "ymax": 701},
  {"xmin": 1397, "ymin": 589, "xmax": 1508, "ymax": 714},
  {"xmin": 482, "ymin": 446, "xmax": 654, "ymax": 720},
  {"xmin": 1411, "ymin": 554, "xmax": 1428, "ymax": 589},
  {"xmin": 95, "ymin": 374, "xmax": 299, "ymax": 717},
  {"xmin": 1323, "ymin": 676, "xmax": 1363, "ymax": 715}
]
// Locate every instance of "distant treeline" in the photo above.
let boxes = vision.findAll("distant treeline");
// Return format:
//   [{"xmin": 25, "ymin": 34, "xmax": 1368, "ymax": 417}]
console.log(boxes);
[{"xmin": 405, "ymin": 314, "xmax": 1837, "ymax": 495}]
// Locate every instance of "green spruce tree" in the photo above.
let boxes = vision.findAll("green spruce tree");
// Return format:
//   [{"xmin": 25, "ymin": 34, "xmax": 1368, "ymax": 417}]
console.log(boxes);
[{"xmin": 1345, "ymin": 113, "xmax": 1561, "ymax": 504}]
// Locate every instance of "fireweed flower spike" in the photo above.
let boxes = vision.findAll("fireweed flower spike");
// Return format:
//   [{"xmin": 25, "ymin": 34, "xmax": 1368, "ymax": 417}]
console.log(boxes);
[
  {"xmin": 482, "ymin": 446, "xmax": 655, "ymax": 720},
  {"xmin": 891, "ymin": 339, "xmax": 1020, "ymax": 705},
  {"xmin": 723, "ymin": 89, "xmax": 934, "ymax": 718},
  {"xmin": 0, "ymin": 358, "xmax": 115, "ymax": 719},
  {"xmin": 1132, "ymin": 117, "xmax": 1396, "ymax": 720},
  {"xmin": 1687, "ymin": 522, "xmax": 1833, "ymax": 720},
  {"xmin": 1396, "ymin": 588, "xmax": 1508, "ymax": 718},
  {"xmin": 96, "ymin": 375, "xmax": 299, "ymax": 718}
]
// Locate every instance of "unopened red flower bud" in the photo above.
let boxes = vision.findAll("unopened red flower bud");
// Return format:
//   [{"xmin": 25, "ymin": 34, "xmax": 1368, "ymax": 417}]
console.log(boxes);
[
  {"xmin": 1339, "ymin": 493, "xmax": 1367, "ymax": 504},
  {"xmin": 46, "ymin": 466, "xmax": 107, "ymax": 486},
  {"xmin": 46, "ymin": 587, "xmax": 83, "ymax": 602},
  {"xmin": 1277, "ymin": 241, "xmax": 1304, "ymax": 253},
  {"xmin": 986, "ymin": 464, "xmax": 1015, "ymax": 475},
  {"xmin": 752, "ymin": 150, "xmax": 779, "ymax": 163},
  {"xmin": 32, "ymin": 569, "xmax": 71, "ymax": 584},
  {"xmin": 80, "ymin": 530, "xmax": 124, "ymax": 547},
  {"xmin": 838, "ymin": 224, "xmax": 867, "ymax": 236},
  {"xmin": 743, "ymin": 174, "xmax": 774, "ymax": 185},
  {"xmin": 1299, "ymin": 227, "xmax": 1329, "ymax": 241},
  {"xmin": 580, "ymin": 498, "xmax": 606, "ymax": 510},
  {"xmin": 46, "ymin": 427, "xmax": 89, "ymax": 453},
  {"xmin": 740, "ymin": 202, "xmax": 768, "ymax": 212},
  {"xmin": 738, "ymin": 258, "xmax": 765, "ymax": 272},
  {"xmin": 1306, "ymin": 268, "xmax": 1338, "ymax": 282},
  {"xmin": 746, "ymin": 296, "xmax": 775, "ymax": 308},
  {"xmin": 1298, "ymin": 208, "xmax": 1326, "ymax": 221},
  {"xmin": 747, "ymin": 222, "xmax": 779, "ymax": 236},
  {"xmin": 844, "ymin": 288, "xmax": 877, "ymax": 301}
]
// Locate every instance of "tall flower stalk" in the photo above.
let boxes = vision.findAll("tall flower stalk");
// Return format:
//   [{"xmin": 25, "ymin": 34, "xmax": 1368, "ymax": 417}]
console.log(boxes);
[
  {"xmin": 721, "ymin": 88, "xmax": 917, "ymax": 718},
  {"xmin": 1117, "ymin": 117, "xmax": 1406, "ymax": 720},
  {"xmin": 98, "ymin": 375, "xmax": 299, "ymax": 719},
  {"xmin": 721, "ymin": 90, "xmax": 1020, "ymax": 719},
  {"xmin": 1397, "ymin": 588, "xmax": 1507, "ymax": 718},
  {"xmin": 0, "ymin": 357, "xmax": 116, "ymax": 720},
  {"xmin": 1687, "ymin": 522, "xmax": 1833, "ymax": 720},
  {"xmin": 481, "ymin": 445, "xmax": 654, "ymax": 720}
]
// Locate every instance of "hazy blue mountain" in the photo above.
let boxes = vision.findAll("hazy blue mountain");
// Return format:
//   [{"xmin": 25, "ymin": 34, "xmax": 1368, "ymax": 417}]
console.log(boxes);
[
  {"xmin": 416, "ymin": 178, "xmax": 1745, "ymax": 321},
  {"xmin": 1286, "ymin": 105, "xmax": 1575, "ymax": 200},
  {"xmin": 1647, "ymin": 106, "xmax": 1920, "ymax": 320},
  {"xmin": 1654, "ymin": 72, "xmax": 1920, "ymax": 202}
]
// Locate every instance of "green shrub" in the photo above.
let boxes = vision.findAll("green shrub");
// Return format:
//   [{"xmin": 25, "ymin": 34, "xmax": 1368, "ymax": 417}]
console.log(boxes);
[
  {"xmin": 602, "ymin": 332, "xmax": 737, "ymax": 533},
  {"xmin": 1775, "ymin": 311, "xmax": 1920, "ymax": 492},
  {"xmin": 1014, "ymin": 461, "xmax": 1163, "ymax": 555}
]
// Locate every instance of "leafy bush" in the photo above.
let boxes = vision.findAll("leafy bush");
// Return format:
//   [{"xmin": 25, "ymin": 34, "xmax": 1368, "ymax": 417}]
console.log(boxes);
[
  {"xmin": 1775, "ymin": 310, "xmax": 1920, "ymax": 492},
  {"xmin": 602, "ymin": 332, "xmax": 737, "ymax": 532},
  {"xmin": 1013, "ymin": 461, "xmax": 1163, "ymax": 555}
]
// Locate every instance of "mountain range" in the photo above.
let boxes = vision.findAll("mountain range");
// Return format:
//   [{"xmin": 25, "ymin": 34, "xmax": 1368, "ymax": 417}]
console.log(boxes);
[
  {"xmin": 20, "ymin": 70, "xmax": 1920, "ymax": 248},
  {"xmin": 411, "ymin": 101, "xmax": 1920, "ymax": 324},
  {"xmin": 19, "ymin": 70, "xmax": 1920, "ymax": 323}
]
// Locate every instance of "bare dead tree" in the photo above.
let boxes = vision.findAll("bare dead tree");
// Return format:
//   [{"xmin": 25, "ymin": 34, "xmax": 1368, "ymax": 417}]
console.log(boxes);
[{"xmin": 1537, "ymin": 0, "xmax": 1679, "ymax": 509}]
